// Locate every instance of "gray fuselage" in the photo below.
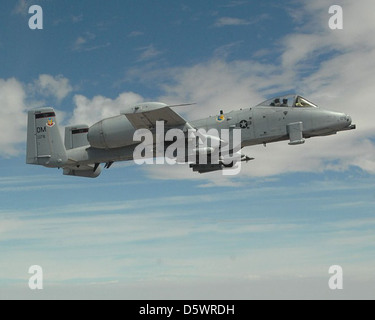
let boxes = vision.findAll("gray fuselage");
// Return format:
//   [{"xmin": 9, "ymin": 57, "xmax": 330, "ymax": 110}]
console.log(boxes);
[{"xmin": 66, "ymin": 99, "xmax": 353, "ymax": 166}]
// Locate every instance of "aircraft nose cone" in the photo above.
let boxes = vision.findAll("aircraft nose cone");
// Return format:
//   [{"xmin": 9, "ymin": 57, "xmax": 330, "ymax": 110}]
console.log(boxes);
[
  {"xmin": 331, "ymin": 112, "xmax": 353, "ymax": 131},
  {"xmin": 338, "ymin": 114, "xmax": 356, "ymax": 131},
  {"xmin": 338, "ymin": 113, "xmax": 351, "ymax": 127}
]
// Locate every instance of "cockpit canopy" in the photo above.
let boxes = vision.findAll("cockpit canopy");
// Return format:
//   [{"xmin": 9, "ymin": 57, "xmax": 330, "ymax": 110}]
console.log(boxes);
[{"xmin": 256, "ymin": 95, "xmax": 318, "ymax": 108}]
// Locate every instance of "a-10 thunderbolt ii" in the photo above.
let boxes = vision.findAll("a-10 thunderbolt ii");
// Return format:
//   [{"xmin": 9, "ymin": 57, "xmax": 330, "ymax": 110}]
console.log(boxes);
[{"xmin": 26, "ymin": 94, "xmax": 356, "ymax": 177}]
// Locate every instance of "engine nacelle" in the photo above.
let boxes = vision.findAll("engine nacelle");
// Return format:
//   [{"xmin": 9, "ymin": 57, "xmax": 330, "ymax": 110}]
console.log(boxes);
[{"xmin": 87, "ymin": 115, "xmax": 136, "ymax": 149}]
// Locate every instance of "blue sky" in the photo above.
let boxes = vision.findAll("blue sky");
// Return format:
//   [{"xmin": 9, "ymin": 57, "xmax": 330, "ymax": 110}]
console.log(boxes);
[{"xmin": 1, "ymin": 0, "xmax": 375, "ymax": 299}]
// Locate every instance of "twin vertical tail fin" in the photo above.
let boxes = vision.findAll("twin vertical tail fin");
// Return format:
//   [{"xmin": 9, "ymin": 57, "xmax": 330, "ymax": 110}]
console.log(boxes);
[
  {"xmin": 26, "ymin": 108, "xmax": 68, "ymax": 167},
  {"xmin": 64, "ymin": 125, "xmax": 89, "ymax": 150}
]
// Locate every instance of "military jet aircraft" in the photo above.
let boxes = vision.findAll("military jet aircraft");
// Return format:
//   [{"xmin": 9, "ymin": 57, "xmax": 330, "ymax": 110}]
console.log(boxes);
[{"xmin": 26, "ymin": 94, "xmax": 356, "ymax": 177}]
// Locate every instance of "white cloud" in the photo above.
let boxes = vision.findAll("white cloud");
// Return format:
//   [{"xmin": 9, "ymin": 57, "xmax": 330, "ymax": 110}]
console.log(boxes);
[
  {"xmin": 123, "ymin": 47, "xmax": 373, "ymax": 181},
  {"xmin": 0, "ymin": 74, "xmax": 73, "ymax": 158},
  {"xmin": 16, "ymin": 0, "xmax": 368, "ymax": 182},
  {"xmin": 157, "ymin": 59, "xmax": 276, "ymax": 120},
  {"xmin": 0, "ymin": 78, "xmax": 27, "ymax": 157},
  {"xmin": 33, "ymin": 74, "xmax": 73, "ymax": 102},
  {"xmin": 2, "ymin": 176, "xmax": 375, "ymax": 298},
  {"xmin": 0, "ymin": 75, "xmax": 144, "ymax": 159},
  {"xmin": 303, "ymin": 0, "xmax": 375, "ymax": 49},
  {"xmin": 5, "ymin": 0, "xmax": 375, "ymax": 182},
  {"xmin": 150, "ymin": 49, "xmax": 374, "ymax": 179},
  {"xmin": 134, "ymin": 0, "xmax": 375, "ymax": 181},
  {"xmin": 70, "ymin": 92, "xmax": 144, "ymax": 126}
]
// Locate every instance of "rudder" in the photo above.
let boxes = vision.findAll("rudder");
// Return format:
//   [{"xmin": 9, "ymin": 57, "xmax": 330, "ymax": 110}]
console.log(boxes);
[{"xmin": 26, "ymin": 108, "xmax": 68, "ymax": 167}]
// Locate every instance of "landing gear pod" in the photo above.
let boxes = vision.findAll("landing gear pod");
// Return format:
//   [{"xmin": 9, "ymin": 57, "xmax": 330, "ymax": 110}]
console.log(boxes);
[
  {"xmin": 63, "ymin": 166, "xmax": 102, "ymax": 178},
  {"xmin": 287, "ymin": 122, "xmax": 305, "ymax": 145}
]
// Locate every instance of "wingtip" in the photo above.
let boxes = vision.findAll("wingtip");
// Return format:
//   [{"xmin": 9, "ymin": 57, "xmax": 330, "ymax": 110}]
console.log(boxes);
[{"xmin": 167, "ymin": 103, "xmax": 197, "ymax": 108}]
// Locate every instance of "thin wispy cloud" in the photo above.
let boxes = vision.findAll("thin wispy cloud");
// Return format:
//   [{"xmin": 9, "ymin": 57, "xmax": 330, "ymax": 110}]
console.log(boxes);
[
  {"xmin": 136, "ymin": 44, "xmax": 162, "ymax": 62},
  {"xmin": 13, "ymin": 0, "xmax": 32, "ymax": 16},
  {"xmin": 128, "ymin": 31, "xmax": 144, "ymax": 37},
  {"xmin": 73, "ymin": 32, "xmax": 110, "ymax": 52},
  {"xmin": 2, "ymin": 174, "xmax": 375, "ymax": 297},
  {"xmin": 213, "ymin": 41, "xmax": 244, "ymax": 59},
  {"xmin": 71, "ymin": 14, "xmax": 83, "ymax": 23},
  {"xmin": 214, "ymin": 14, "xmax": 269, "ymax": 27},
  {"xmin": 73, "ymin": 32, "xmax": 95, "ymax": 51},
  {"xmin": 220, "ymin": 1, "xmax": 249, "ymax": 8},
  {"xmin": 214, "ymin": 17, "xmax": 251, "ymax": 27}
]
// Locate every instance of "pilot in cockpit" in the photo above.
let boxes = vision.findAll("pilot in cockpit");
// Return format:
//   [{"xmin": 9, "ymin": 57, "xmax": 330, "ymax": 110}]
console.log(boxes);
[{"xmin": 270, "ymin": 98, "xmax": 281, "ymax": 106}]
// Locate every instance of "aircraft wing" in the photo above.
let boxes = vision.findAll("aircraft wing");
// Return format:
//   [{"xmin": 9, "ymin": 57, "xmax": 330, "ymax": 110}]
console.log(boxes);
[{"xmin": 123, "ymin": 103, "xmax": 188, "ymax": 129}]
